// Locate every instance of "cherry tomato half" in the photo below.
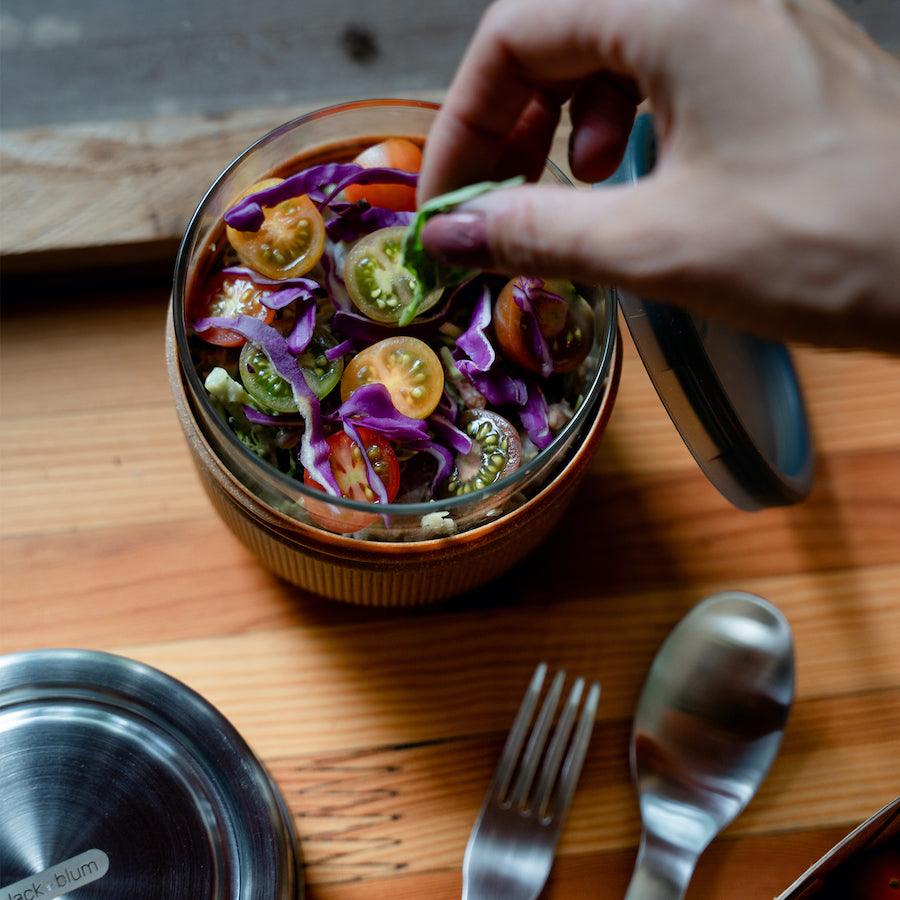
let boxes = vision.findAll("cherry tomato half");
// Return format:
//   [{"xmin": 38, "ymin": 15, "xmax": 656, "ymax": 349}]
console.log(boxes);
[
  {"xmin": 494, "ymin": 278, "xmax": 594, "ymax": 374},
  {"xmin": 194, "ymin": 272, "xmax": 276, "ymax": 347},
  {"xmin": 343, "ymin": 138, "xmax": 422, "ymax": 211},
  {"xmin": 445, "ymin": 410, "xmax": 522, "ymax": 496},
  {"xmin": 226, "ymin": 178, "xmax": 326, "ymax": 280},
  {"xmin": 341, "ymin": 336, "xmax": 444, "ymax": 419},
  {"xmin": 825, "ymin": 846, "xmax": 900, "ymax": 900},
  {"xmin": 303, "ymin": 428, "xmax": 400, "ymax": 533},
  {"xmin": 343, "ymin": 226, "xmax": 442, "ymax": 324}
]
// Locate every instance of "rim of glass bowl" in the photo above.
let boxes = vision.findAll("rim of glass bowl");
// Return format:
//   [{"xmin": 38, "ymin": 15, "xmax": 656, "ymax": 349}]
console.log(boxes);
[{"xmin": 173, "ymin": 98, "xmax": 618, "ymax": 519}]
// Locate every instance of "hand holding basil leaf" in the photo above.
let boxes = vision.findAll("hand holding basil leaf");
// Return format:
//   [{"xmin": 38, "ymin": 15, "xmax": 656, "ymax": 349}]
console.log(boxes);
[{"xmin": 398, "ymin": 176, "xmax": 524, "ymax": 326}]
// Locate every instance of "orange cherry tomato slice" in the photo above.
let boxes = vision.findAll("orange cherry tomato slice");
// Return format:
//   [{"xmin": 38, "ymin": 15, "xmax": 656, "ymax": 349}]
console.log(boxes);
[
  {"xmin": 341, "ymin": 336, "xmax": 444, "ymax": 419},
  {"xmin": 303, "ymin": 428, "xmax": 400, "ymax": 533},
  {"xmin": 343, "ymin": 138, "xmax": 422, "ymax": 212},
  {"xmin": 494, "ymin": 278, "xmax": 594, "ymax": 374},
  {"xmin": 193, "ymin": 272, "xmax": 276, "ymax": 347},
  {"xmin": 226, "ymin": 178, "xmax": 325, "ymax": 280}
]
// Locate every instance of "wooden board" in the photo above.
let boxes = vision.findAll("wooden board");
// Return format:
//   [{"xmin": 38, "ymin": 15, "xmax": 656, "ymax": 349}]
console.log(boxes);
[{"xmin": 2, "ymin": 270, "xmax": 899, "ymax": 897}]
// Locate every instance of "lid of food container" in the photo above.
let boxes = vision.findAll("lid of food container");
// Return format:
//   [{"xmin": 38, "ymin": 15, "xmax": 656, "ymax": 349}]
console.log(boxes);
[
  {"xmin": 600, "ymin": 114, "xmax": 814, "ymax": 510},
  {"xmin": 0, "ymin": 649, "xmax": 301, "ymax": 900}
]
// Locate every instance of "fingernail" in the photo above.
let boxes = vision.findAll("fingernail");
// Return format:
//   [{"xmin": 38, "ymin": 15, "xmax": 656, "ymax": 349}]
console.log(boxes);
[{"xmin": 421, "ymin": 212, "xmax": 491, "ymax": 268}]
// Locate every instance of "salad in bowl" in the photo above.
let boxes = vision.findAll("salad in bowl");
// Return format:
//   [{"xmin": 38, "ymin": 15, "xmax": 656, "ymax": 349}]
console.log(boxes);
[{"xmin": 169, "ymin": 100, "xmax": 619, "ymax": 602}]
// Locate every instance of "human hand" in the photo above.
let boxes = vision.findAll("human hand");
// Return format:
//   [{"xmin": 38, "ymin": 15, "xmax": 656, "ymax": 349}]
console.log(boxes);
[{"xmin": 418, "ymin": 0, "xmax": 900, "ymax": 351}]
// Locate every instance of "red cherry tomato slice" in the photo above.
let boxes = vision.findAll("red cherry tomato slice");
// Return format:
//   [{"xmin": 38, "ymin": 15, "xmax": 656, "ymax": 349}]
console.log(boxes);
[
  {"xmin": 494, "ymin": 278, "xmax": 594, "ymax": 374},
  {"xmin": 193, "ymin": 273, "xmax": 276, "ymax": 347},
  {"xmin": 343, "ymin": 138, "xmax": 422, "ymax": 212},
  {"xmin": 303, "ymin": 427, "xmax": 400, "ymax": 534},
  {"xmin": 827, "ymin": 846, "xmax": 900, "ymax": 900}
]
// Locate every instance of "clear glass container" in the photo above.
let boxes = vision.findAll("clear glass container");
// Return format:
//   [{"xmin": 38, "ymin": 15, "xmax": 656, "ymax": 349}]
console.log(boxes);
[{"xmin": 172, "ymin": 99, "xmax": 618, "ymax": 542}]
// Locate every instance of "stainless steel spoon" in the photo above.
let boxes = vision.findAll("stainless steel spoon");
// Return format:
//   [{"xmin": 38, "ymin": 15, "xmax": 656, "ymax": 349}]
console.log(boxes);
[{"xmin": 625, "ymin": 591, "xmax": 795, "ymax": 900}]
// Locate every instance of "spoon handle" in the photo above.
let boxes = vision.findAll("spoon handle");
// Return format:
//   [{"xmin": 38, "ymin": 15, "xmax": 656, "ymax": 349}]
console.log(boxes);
[{"xmin": 624, "ymin": 831, "xmax": 697, "ymax": 900}]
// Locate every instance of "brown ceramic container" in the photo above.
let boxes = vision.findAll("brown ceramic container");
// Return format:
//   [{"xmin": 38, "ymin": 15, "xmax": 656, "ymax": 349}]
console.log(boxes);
[{"xmin": 168, "ymin": 99, "xmax": 622, "ymax": 605}]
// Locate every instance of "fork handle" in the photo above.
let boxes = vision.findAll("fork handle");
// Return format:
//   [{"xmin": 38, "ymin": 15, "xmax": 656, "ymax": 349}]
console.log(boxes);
[{"xmin": 624, "ymin": 831, "xmax": 697, "ymax": 900}]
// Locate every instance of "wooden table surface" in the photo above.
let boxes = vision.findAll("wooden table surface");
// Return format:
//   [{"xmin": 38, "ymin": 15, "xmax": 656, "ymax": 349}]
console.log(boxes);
[{"xmin": 2, "ymin": 271, "xmax": 899, "ymax": 898}]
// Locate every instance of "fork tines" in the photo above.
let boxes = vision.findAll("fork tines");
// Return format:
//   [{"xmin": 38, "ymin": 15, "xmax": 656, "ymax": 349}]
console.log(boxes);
[{"xmin": 494, "ymin": 663, "xmax": 601, "ymax": 822}]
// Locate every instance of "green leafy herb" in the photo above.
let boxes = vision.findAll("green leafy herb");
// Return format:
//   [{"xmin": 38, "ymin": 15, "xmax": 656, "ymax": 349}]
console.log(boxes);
[{"xmin": 399, "ymin": 176, "xmax": 524, "ymax": 326}]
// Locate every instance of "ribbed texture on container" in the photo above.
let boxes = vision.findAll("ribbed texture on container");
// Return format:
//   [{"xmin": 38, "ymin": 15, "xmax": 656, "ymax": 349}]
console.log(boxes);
[{"xmin": 194, "ymin": 454, "xmax": 577, "ymax": 605}]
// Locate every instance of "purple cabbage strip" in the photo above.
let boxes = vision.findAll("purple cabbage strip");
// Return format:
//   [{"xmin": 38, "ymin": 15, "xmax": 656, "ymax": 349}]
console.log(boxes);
[
  {"xmin": 286, "ymin": 298, "xmax": 317, "ymax": 355},
  {"xmin": 332, "ymin": 384, "xmax": 430, "ymax": 443},
  {"xmin": 325, "ymin": 202, "xmax": 414, "ymax": 243},
  {"xmin": 221, "ymin": 266, "xmax": 320, "ymax": 292},
  {"xmin": 455, "ymin": 284, "xmax": 495, "ymax": 372},
  {"xmin": 437, "ymin": 389, "xmax": 459, "ymax": 424},
  {"xmin": 194, "ymin": 315, "xmax": 339, "ymax": 495},
  {"xmin": 317, "ymin": 167, "xmax": 419, "ymax": 209},
  {"xmin": 261, "ymin": 285, "xmax": 316, "ymax": 311},
  {"xmin": 511, "ymin": 277, "xmax": 566, "ymax": 379},
  {"xmin": 452, "ymin": 281, "xmax": 527, "ymax": 407},
  {"xmin": 331, "ymin": 293, "xmax": 453, "ymax": 343},
  {"xmin": 463, "ymin": 367, "xmax": 528, "ymax": 407},
  {"xmin": 320, "ymin": 252, "xmax": 351, "ymax": 312},
  {"xmin": 223, "ymin": 163, "xmax": 365, "ymax": 231},
  {"xmin": 342, "ymin": 420, "xmax": 388, "ymax": 504},
  {"xmin": 242, "ymin": 406, "xmax": 304, "ymax": 427},
  {"xmin": 428, "ymin": 413, "xmax": 472, "ymax": 455},
  {"xmin": 520, "ymin": 381, "xmax": 553, "ymax": 450},
  {"xmin": 324, "ymin": 339, "xmax": 354, "ymax": 362},
  {"xmin": 408, "ymin": 440, "xmax": 454, "ymax": 491}
]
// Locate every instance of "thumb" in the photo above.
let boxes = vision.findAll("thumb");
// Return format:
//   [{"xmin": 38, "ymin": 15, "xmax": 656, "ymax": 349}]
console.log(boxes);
[{"xmin": 420, "ymin": 179, "xmax": 706, "ymax": 299}]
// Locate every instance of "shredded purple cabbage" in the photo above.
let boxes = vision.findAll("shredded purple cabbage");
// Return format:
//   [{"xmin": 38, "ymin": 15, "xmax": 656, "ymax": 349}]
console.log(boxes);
[
  {"xmin": 408, "ymin": 440, "xmax": 454, "ymax": 491},
  {"xmin": 464, "ymin": 368, "xmax": 528, "ymax": 407},
  {"xmin": 511, "ymin": 278, "xmax": 566, "ymax": 379},
  {"xmin": 320, "ymin": 252, "xmax": 351, "ymax": 312},
  {"xmin": 332, "ymin": 384, "xmax": 429, "ymax": 443},
  {"xmin": 242, "ymin": 406, "xmax": 303, "ymax": 427},
  {"xmin": 224, "ymin": 163, "xmax": 365, "ymax": 231},
  {"xmin": 455, "ymin": 284, "xmax": 495, "ymax": 371},
  {"xmin": 437, "ymin": 389, "xmax": 459, "ymax": 424},
  {"xmin": 342, "ymin": 420, "xmax": 388, "ymax": 503},
  {"xmin": 194, "ymin": 314, "xmax": 339, "ymax": 495},
  {"xmin": 520, "ymin": 382, "xmax": 553, "ymax": 450},
  {"xmin": 453, "ymin": 282, "xmax": 528, "ymax": 407},
  {"xmin": 221, "ymin": 266, "xmax": 320, "ymax": 291},
  {"xmin": 286, "ymin": 298, "xmax": 317, "ymax": 355},
  {"xmin": 324, "ymin": 339, "xmax": 354, "ymax": 361},
  {"xmin": 260, "ymin": 286, "xmax": 314, "ymax": 311},
  {"xmin": 428, "ymin": 413, "xmax": 472, "ymax": 455},
  {"xmin": 325, "ymin": 202, "xmax": 414, "ymax": 243},
  {"xmin": 318, "ymin": 167, "xmax": 419, "ymax": 209},
  {"xmin": 331, "ymin": 292, "xmax": 452, "ymax": 342}
]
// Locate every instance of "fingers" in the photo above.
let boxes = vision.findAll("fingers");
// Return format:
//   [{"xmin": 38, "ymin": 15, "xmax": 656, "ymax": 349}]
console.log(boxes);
[
  {"xmin": 568, "ymin": 73, "xmax": 641, "ymax": 182},
  {"xmin": 418, "ymin": 0, "xmax": 652, "ymax": 201},
  {"xmin": 421, "ymin": 179, "xmax": 699, "ymax": 293},
  {"xmin": 490, "ymin": 87, "xmax": 571, "ymax": 184}
]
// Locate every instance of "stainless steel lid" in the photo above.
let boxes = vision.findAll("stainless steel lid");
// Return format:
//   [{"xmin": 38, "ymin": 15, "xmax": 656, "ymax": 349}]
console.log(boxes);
[{"xmin": 0, "ymin": 649, "xmax": 301, "ymax": 899}]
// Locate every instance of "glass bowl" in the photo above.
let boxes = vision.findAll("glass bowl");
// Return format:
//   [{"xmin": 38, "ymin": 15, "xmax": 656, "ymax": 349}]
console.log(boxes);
[{"xmin": 168, "ymin": 99, "xmax": 621, "ymax": 603}]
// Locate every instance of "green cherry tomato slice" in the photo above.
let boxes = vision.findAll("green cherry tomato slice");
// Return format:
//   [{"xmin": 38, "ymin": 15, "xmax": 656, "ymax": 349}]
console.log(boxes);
[
  {"xmin": 239, "ymin": 328, "xmax": 344, "ymax": 411},
  {"xmin": 343, "ymin": 226, "xmax": 442, "ymax": 324},
  {"xmin": 296, "ymin": 328, "xmax": 345, "ymax": 399}
]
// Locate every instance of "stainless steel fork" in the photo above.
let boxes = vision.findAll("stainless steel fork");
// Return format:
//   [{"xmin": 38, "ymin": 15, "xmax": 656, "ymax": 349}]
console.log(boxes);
[{"xmin": 462, "ymin": 663, "xmax": 601, "ymax": 900}]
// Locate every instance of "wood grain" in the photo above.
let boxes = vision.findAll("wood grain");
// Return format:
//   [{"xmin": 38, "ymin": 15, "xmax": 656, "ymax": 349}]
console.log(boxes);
[{"xmin": 3, "ymin": 180, "xmax": 900, "ymax": 898}]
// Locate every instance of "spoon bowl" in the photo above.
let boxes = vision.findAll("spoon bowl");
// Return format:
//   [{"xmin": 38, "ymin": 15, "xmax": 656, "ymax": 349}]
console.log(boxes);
[{"xmin": 625, "ymin": 591, "xmax": 795, "ymax": 899}]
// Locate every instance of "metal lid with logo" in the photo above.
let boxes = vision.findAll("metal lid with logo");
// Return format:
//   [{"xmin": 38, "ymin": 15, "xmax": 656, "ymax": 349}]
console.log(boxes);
[
  {"xmin": 0, "ymin": 649, "xmax": 301, "ymax": 899},
  {"xmin": 602, "ymin": 114, "xmax": 815, "ymax": 510}
]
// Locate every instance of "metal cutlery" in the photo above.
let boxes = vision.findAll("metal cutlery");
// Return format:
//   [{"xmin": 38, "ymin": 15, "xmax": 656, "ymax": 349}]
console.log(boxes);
[{"xmin": 462, "ymin": 663, "xmax": 601, "ymax": 900}]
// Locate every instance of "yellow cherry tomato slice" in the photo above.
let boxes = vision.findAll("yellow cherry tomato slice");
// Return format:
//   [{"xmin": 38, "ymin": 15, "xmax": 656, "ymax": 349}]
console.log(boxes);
[
  {"xmin": 226, "ymin": 178, "xmax": 325, "ymax": 280},
  {"xmin": 341, "ymin": 336, "xmax": 444, "ymax": 419}
]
